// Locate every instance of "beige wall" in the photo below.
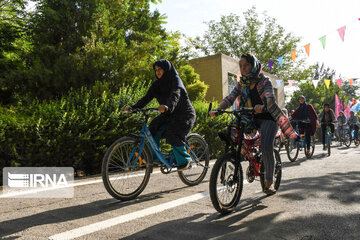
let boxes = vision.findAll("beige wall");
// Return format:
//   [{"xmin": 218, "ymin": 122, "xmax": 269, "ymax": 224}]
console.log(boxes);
[
  {"xmin": 188, "ymin": 54, "xmax": 223, "ymax": 102},
  {"xmin": 189, "ymin": 53, "xmax": 285, "ymax": 108}
]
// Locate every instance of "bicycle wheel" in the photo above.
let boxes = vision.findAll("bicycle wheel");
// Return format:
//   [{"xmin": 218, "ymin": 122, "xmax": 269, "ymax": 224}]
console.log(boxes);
[
  {"xmin": 209, "ymin": 153, "xmax": 243, "ymax": 214},
  {"xmin": 178, "ymin": 134, "xmax": 210, "ymax": 186},
  {"xmin": 355, "ymin": 138, "xmax": 360, "ymax": 147},
  {"xmin": 274, "ymin": 136, "xmax": 281, "ymax": 152},
  {"xmin": 286, "ymin": 139, "xmax": 299, "ymax": 162},
  {"xmin": 327, "ymin": 134, "xmax": 331, "ymax": 156},
  {"xmin": 344, "ymin": 133, "xmax": 351, "ymax": 147},
  {"xmin": 260, "ymin": 150, "xmax": 282, "ymax": 191},
  {"xmin": 102, "ymin": 137, "xmax": 152, "ymax": 201},
  {"xmin": 306, "ymin": 136, "xmax": 315, "ymax": 159}
]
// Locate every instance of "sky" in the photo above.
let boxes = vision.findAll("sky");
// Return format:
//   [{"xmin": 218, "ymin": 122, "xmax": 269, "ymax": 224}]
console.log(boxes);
[{"xmin": 150, "ymin": 0, "xmax": 360, "ymax": 80}]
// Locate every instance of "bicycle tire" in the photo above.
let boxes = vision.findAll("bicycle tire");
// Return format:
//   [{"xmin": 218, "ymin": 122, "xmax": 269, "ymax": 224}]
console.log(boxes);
[
  {"xmin": 260, "ymin": 150, "xmax": 282, "ymax": 191},
  {"xmin": 102, "ymin": 137, "xmax": 152, "ymax": 201},
  {"xmin": 286, "ymin": 140, "xmax": 299, "ymax": 162},
  {"xmin": 209, "ymin": 153, "xmax": 243, "ymax": 215},
  {"xmin": 344, "ymin": 133, "xmax": 351, "ymax": 147},
  {"xmin": 178, "ymin": 134, "xmax": 210, "ymax": 186},
  {"xmin": 327, "ymin": 134, "xmax": 331, "ymax": 156},
  {"xmin": 306, "ymin": 136, "xmax": 316, "ymax": 159}
]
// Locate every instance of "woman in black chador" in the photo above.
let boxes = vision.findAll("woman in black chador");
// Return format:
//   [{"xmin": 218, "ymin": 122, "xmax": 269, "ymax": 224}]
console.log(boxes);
[{"xmin": 124, "ymin": 59, "xmax": 196, "ymax": 171}]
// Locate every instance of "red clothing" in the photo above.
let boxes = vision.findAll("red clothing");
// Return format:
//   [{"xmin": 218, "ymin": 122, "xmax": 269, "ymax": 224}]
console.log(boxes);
[{"xmin": 291, "ymin": 104, "xmax": 318, "ymax": 136}]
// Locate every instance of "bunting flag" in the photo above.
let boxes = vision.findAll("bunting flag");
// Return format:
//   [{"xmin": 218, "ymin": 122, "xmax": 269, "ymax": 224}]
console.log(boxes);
[
  {"xmin": 324, "ymin": 79, "xmax": 331, "ymax": 88},
  {"xmin": 312, "ymin": 80, "xmax": 320, "ymax": 88},
  {"xmin": 344, "ymin": 104, "xmax": 351, "ymax": 118},
  {"xmin": 336, "ymin": 79, "xmax": 342, "ymax": 88},
  {"xmin": 349, "ymin": 78, "xmax": 354, "ymax": 87},
  {"xmin": 288, "ymin": 80, "xmax": 295, "ymax": 87},
  {"xmin": 291, "ymin": 50, "xmax": 296, "ymax": 62},
  {"xmin": 348, "ymin": 100, "xmax": 352, "ymax": 106},
  {"xmin": 278, "ymin": 56, "xmax": 284, "ymax": 68},
  {"xmin": 300, "ymin": 80, "xmax": 307, "ymax": 84},
  {"xmin": 304, "ymin": 43, "xmax": 310, "ymax": 56},
  {"xmin": 236, "ymin": 74, "xmax": 240, "ymax": 81},
  {"xmin": 319, "ymin": 35, "xmax": 327, "ymax": 49},
  {"xmin": 268, "ymin": 61, "xmax": 273, "ymax": 71},
  {"xmin": 276, "ymin": 80, "xmax": 282, "ymax": 87},
  {"xmin": 337, "ymin": 26, "xmax": 346, "ymax": 42},
  {"xmin": 335, "ymin": 93, "xmax": 341, "ymax": 117}
]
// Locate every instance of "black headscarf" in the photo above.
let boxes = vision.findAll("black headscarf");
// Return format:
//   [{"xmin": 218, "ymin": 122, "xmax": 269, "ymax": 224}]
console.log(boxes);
[
  {"xmin": 297, "ymin": 95, "xmax": 308, "ymax": 120},
  {"xmin": 153, "ymin": 59, "xmax": 187, "ymax": 96}
]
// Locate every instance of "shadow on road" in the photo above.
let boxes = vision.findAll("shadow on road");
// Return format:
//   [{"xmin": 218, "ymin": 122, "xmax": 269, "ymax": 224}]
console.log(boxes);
[
  {"xmin": 0, "ymin": 185, "xmax": 191, "ymax": 238},
  {"xmin": 279, "ymin": 171, "xmax": 360, "ymax": 204}
]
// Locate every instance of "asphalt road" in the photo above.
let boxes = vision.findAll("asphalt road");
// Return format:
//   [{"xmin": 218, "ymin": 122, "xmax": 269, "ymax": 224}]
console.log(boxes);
[{"xmin": 1, "ymin": 144, "xmax": 360, "ymax": 240}]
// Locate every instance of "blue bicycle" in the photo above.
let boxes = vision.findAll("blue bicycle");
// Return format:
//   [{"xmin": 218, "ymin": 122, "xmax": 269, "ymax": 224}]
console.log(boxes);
[
  {"xmin": 286, "ymin": 119, "xmax": 315, "ymax": 162},
  {"xmin": 321, "ymin": 122, "xmax": 334, "ymax": 156},
  {"xmin": 102, "ymin": 108, "xmax": 209, "ymax": 201}
]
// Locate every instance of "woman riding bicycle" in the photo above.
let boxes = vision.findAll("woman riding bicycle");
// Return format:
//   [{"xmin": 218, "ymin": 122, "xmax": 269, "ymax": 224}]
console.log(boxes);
[
  {"xmin": 209, "ymin": 53, "xmax": 297, "ymax": 194},
  {"xmin": 348, "ymin": 111, "xmax": 360, "ymax": 141},
  {"xmin": 337, "ymin": 111, "xmax": 347, "ymax": 142},
  {"xmin": 290, "ymin": 95, "xmax": 318, "ymax": 154},
  {"xmin": 124, "ymin": 59, "xmax": 196, "ymax": 171},
  {"xmin": 318, "ymin": 103, "xmax": 336, "ymax": 150}
]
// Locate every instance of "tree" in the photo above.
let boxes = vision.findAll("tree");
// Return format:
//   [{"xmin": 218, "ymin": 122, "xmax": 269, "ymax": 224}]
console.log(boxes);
[
  {"xmin": 0, "ymin": 0, "xmax": 28, "ymax": 104},
  {"xmin": 192, "ymin": 7, "xmax": 313, "ymax": 81}
]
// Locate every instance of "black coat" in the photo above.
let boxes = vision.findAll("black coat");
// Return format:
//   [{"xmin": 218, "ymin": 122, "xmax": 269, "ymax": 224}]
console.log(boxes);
[{"xmin": 132, "ymin": 60, "xmax": 196, "ymax": 146}]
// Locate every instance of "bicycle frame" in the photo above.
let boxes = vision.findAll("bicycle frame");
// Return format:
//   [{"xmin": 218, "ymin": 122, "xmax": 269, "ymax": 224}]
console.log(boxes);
[{"xmin": 127, "ymin": 117, "xmax": 198, "ymax": 169}]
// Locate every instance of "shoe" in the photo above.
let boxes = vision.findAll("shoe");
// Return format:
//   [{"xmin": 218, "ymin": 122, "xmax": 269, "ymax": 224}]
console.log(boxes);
[
  {"xmin": 323, "ymin": 146, "xmax": 326, "ymax": 150},
  {"xmin": 305, "ymin": 149, "xmax": 310, "ymax": 156},
  {"xmin": 263, "ymin": 180, "xmax": 276, "ymax": 195},
  {"xmin": 177, "ymin": 161, "xmax": 191, "ymax": 172}
]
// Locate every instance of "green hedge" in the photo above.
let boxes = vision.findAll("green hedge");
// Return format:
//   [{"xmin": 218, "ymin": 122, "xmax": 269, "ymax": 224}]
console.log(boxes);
[{"xmin": 0, "ymin": 83, "xmax": 228, "ymax": 179}]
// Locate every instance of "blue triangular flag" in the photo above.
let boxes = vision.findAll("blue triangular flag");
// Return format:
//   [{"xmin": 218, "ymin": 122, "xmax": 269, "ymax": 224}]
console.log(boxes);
[
  {"xmin": 278, "ymin": 56, "xmax": 284, "ymax": 68},
  {"xmin": 276, "ymin": 80, "xmax": 282, "ymax": 87}
]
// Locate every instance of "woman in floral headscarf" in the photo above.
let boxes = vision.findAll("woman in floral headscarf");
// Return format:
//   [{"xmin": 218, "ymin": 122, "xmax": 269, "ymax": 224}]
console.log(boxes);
[{"xmin": 209, "ymin": 53, "xmax": 297, "ymax": 194}]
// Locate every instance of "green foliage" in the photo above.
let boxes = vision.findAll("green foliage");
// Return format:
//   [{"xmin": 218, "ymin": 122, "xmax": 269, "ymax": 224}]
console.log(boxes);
[
  {"xmin": 192, "ymin": 6, "xmax": 313, "ymax": 81},
  {"xmin": 178, "ymin": 65, "xmax": 208, "ymax": 101},
  {"xmin": 0, "ymin": 83, "xmax": 220, "ymax": 175}
]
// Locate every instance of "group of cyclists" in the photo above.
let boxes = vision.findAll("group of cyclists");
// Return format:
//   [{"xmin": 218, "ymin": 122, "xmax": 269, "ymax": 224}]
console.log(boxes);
[
  {"xmin": 122, "ymin": 54, "xmax": 359, "ymax": 196},
  {"xmin": 288, "ymin": 96, "xmax": 359, "ymax": 150}
]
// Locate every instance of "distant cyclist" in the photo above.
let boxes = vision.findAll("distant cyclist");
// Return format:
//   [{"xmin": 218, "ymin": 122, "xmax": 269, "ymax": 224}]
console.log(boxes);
[
  {"xmin": 290, "ymin": 95, "xmax": 319, "ymax": 155},
  {"xmin": 348, "ymin": 111, "xmax": 359, "ymax": 141},
  {"xmin": 319, "ymin": 103, "xmax": 335, "ymax": 150},
  {"xmin": 337, "ymin": 111, "xmax": 347, "ymax": 141}
]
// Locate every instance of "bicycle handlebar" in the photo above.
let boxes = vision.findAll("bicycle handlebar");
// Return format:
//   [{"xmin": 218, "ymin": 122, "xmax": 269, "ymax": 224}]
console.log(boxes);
[
  {"xmin": 208, "ymin": 103, "xmax": 253, "ymax": 116},
  {"xmin": 291, "ymin": 119, "xmax": 311, "ymax": 124}
]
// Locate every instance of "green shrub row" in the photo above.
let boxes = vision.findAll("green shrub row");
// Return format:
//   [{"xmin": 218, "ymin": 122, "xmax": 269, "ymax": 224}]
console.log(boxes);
[{"xmin": 0, "ymin": 83, "xmax": 228, "ymax": 179}]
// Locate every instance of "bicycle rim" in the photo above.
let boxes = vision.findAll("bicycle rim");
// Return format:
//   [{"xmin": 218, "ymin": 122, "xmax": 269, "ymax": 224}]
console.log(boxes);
[
  {"xmin": 209, "ymin": 154, "xmax": 243, "ymax": 214},
  {"xmin": 102, "ymin": 137, "xmax": 151, "ymax": 201},
  {"xmin": 286, "ymin": 140, "xmax": 299, "ymax": 162},
  {"xmin": 178, "ymin": 134, "xmax": 209, "ymax": 186}
]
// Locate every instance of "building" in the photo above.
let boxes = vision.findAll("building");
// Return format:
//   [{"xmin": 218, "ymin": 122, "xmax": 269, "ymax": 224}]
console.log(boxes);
[{"xmin": 189, "ymin": 53, "xmax": 285, "ymax": 108}]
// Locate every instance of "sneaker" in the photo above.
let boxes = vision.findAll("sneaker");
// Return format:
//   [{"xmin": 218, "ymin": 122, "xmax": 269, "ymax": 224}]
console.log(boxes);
[{"xmin": 177, "ymin": 161, "xmax": 191, "ymax": 172}]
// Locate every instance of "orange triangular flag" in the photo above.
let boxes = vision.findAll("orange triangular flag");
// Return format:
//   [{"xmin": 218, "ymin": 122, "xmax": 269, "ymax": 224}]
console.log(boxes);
[
  {"xmin": 304, "ymin": 43, "xmax": 310, "ymax": 56},
  {"xmin": 291, "ymin": 50, "xmax": 296, "ymax": 62},
  {"xmin": 349, "ymin": 78, "xmax": 354, "ymax": 87}
]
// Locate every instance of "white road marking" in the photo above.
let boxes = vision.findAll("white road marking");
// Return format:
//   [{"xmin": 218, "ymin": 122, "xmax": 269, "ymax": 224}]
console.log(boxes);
[
  {"xmin": 48, "ymin": 191, "xmax": 210, "ymax": 240},
  {"xmin": 1, "ymin": 162, "xmax": 215, "ymax": 198}
]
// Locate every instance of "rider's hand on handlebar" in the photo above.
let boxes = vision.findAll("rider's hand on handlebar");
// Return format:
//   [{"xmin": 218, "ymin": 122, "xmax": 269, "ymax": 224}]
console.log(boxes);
[
  {"xmin": 158, "ymin": 105, "xmax": 168, "ymax": 113},
  {"xmin": 254, "ymin": 104, "xmax": 264, "ymax": 114},
  {"xmin": 208, "ymin": 110, "xmax": 218, "ymax": 117},
  {"xmin": 124, "ymin": 106, "xmax": 132, "ymax": 113}
]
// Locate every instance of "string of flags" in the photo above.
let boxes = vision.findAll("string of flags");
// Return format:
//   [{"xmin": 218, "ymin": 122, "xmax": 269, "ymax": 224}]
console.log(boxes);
[{"xmin": 263, "ymin": 17, "xmax": 359, "ymax": 79}]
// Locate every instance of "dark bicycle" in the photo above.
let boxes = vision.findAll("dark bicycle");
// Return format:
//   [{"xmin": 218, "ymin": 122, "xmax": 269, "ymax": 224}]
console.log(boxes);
[
  {"xmin": 337, "ymin": 123, "xmax": 351, "ymax": 147},
  {"xmin": 102, "ymin": 108, "xmax": 209, "ymax": 201},
  {"xmin": 348, "ymin": 124, "xmax": 360, "ymax": 147},
  {"xmin": 208, "ymin": 104, "xmax": 282, "ymax": 214},
  {"xmin": 321, "ymin": 122, "xmax": 334, "ymax": 156},
  {"xmin": 285, "ymin": 119, "xmax": 315, "ymax": 162}
]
